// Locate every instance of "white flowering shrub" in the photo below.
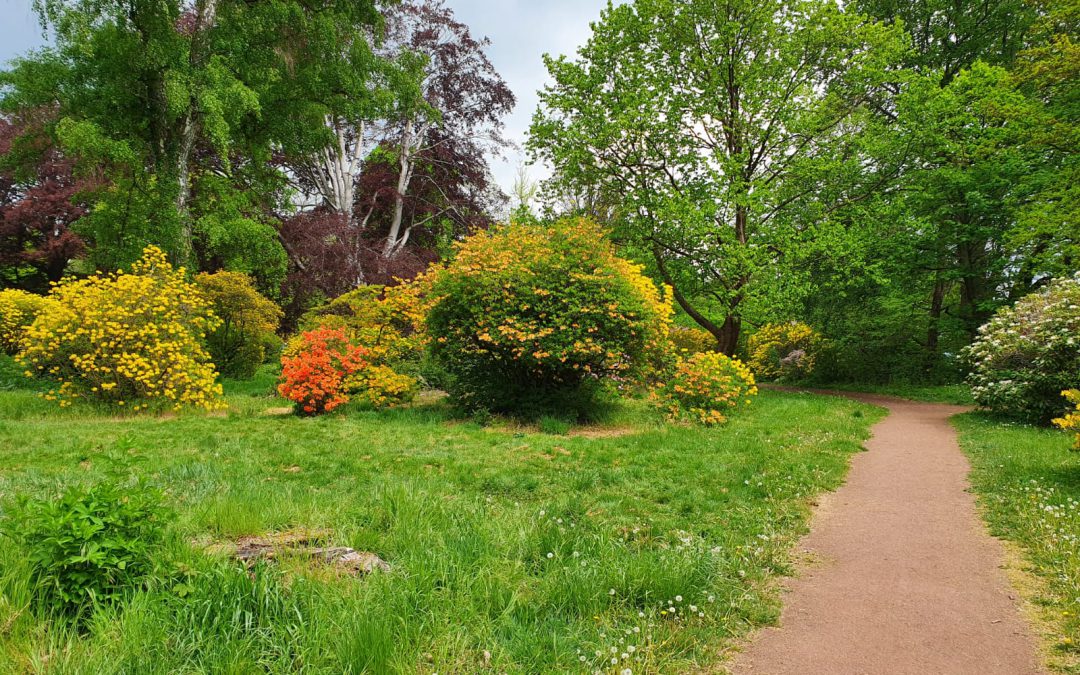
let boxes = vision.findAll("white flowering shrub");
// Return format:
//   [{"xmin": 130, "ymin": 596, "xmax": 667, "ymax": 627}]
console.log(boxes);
[{"xmin": 964, "ymin": 275, "xmax": 1080, "ymax": 424}]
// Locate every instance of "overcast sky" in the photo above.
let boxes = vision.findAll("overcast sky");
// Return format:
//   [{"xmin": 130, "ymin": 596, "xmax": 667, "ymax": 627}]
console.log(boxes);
[{"xmin": 0, "ymin": 0, "xmax": 615, "ymax": 196}]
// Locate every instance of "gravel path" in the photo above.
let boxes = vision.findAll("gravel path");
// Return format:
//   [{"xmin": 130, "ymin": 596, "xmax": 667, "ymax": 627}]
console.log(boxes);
[{"xmin": 730, "ymin": 392, "xmax": 1044, "ymax": 674}]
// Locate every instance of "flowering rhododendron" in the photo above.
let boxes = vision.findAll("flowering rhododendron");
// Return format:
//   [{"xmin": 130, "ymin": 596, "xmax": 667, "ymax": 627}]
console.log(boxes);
[
  {"xmin": 298, "ymin": 283, "xmax": 424, "ymax": 407},
  {"xmin": 654, "ymin": 352, "xmax": 758, "ymax": 425},
  {"xmin": 963, "ymin": 275, "xmax": 1080, "ymax": 424},
  {"xmin": 0, "ymin": 289, "xmax": 57, "ymax": 355},
  {"xmin": 422, "ymin": 217, "xmax": 672, "ymax": 415},
  {"xmin": 17, "ymin": 246, "xmax": 224, "ymax": 411},
  {"xmin": 278, "ymin": 327, "xmax": 368, "ymax": 415}
]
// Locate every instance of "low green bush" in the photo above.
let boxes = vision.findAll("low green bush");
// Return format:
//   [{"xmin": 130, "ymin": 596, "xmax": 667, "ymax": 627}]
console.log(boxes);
[{"xmin": 2, "ymin": 481, "xmax": 170, "ymax": 620}]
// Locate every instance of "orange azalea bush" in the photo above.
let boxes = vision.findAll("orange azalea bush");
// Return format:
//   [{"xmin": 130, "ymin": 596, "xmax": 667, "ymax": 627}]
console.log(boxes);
[
  {"xmin": 298, "ymin": 283, "xmax": 424, "ymax": 407},
  {"xmin": 0, "ymin": 289, "xmax": 57, "ymax": 355},
  {"xmin": 278, "ymin": 327, "xmax": 368, "ymax": 415},
  {"xmin": 1055, "ymin": 390, "xmax": 1080, "ymax": 450},
  {"xmin": 655, "ymin": 351, "xmax": 758, "ymax": 425},
  {"xmin": 18, "ymin": 246, "xmax": 224, "ymax": 411},
  {"xmin": 422, "ymin": 217, "xmax": 672, "ymax": 416}
]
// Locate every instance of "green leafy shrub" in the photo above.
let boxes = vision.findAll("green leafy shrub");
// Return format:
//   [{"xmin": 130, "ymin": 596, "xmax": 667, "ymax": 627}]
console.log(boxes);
[
  {"xmin": 0, "ymin": 289, "xmax": 57, "ymax": 355},
  {"xmin": 422, "ymin": 217, "xmax": 672, "ymax": 418},
  {"xmin": 1, "ymin": 482, "xmax": 170, "ymax": 619},
  {"xmin": 654, "ymin": 351, "xmax": 758, "ymax": 425},
  {"xmin": 964, "ymin": 275, "xmax": 1080, "ymax": 424},
  {"xmin": 194, "ymin": 271, "xmax": 283, "ymax": 379},
  {"xmin": 746, "ymin": 322, "xmax": 822, "ymax": 382}
]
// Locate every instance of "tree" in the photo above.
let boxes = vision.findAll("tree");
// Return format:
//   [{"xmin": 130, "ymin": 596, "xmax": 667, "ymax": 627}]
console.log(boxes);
[
  {"xmin": 530, "ymin": 0, "xmax": 906, "ymax": 354},
  {"xmin": 0, "ymin": 114, "xmax": 90, "ymax": 289},
  {"xmin": 1007, "ymin": 0, "xmax": 1080, "ymax": 280},
  {"xmin": 1, "ymin": 0, "xmax": 397, "ymax": 274},
  {"xmin": 847, "ymin": 0, "xmax": 1044, "ymax": 361},
  {"xmin": 855, "ymin": 0, "xmax": 1034, "ymax": 86},
  {"xmin": 377, "ymin": 0, "xmax": 514, "ymax": 259}
]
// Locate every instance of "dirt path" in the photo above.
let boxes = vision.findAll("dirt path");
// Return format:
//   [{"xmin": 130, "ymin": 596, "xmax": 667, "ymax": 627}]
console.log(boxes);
[{"xmin": 730, "ymin": 392, "xmax": 1044, "ymax": 675}]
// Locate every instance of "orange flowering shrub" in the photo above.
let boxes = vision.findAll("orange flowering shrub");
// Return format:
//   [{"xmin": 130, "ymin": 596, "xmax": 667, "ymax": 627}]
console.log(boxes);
[
  {"xmin": 1054, "ymin": 390, "xmax": 1080, "ymax": 450},
  {"xmin": 0, "ymin": 289, "xmax": 57, "ymax": 355},
  {"xmin": 747, "ymin": 322, "xmax": 822, "ymax": 382},
  {"xmin": 18, "ymin": 246, "xmax": 224, "ymax": 411},
  {"xmin": 278, "ymin": 327, "xmax": 368, "ymax": 415},
  {"xmin": 422, "ymin": 217, "xmax": 672, "ymax": 416},
  {"xmin": 298, "ymin": 283, "xmax": 424, "ymax": 407},
  {"xmin": 654, "ymin": 351, "xmax": 758, "ymax": 425}
]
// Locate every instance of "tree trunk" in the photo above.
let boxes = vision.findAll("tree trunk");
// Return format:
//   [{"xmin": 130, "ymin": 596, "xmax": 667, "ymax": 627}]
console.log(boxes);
[
  {"xmin": 651, "ymin": 242, "xmax": 741, "ymax": 356},
  {"xmin": 717, "ymin": 314, "xmax": 741, "ymax": 357},
  {"xmin": 926, "ymin": 275, "xmax": 947, "ymax": 370},
  {"xmin": 173, "ymin": 0, "xmax": 219, "ymax": 266},
  {"xmin": 956, "ymin": 238, "xmax": 990, "ymax": 337},
  {"xmin": 385, "ymin": 118, "xmax": 415, "ymax": 258}
]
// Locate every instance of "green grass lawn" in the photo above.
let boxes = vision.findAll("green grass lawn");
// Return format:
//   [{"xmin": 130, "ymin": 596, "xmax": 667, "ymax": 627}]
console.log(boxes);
[
  {"xmin": 954, "ymin": 413, "xmax": 1080, "ymax": 672},
  {"xmin": 0, "ymin": 366, "xmax": 883, "ymax": 673},
  {"xmin": 814, "ymin": 382, "xmax": 975, "ymax": 405}
]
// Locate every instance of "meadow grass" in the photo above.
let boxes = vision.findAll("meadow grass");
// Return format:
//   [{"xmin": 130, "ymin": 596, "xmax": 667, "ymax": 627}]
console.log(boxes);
[
  {"xmin": 814, "ymin": 382, "xmax": 975, "ymax": 405},
  {"xmin": 954, "ymin": 413, "xmax": 1080, "ymax": 672},
  {"xmin": 0, "ymin": 364, "xmax": 883, "ymax": 673}
]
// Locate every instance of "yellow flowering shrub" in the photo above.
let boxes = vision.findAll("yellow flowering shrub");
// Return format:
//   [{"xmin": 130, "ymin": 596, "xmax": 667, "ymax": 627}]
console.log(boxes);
[
  {"xmin": 0, "ymin": 289, "xmax": 58, "ymax": 355},
  {"xmin": 18, "ymin": 246, "xmax": 225, "ymax": 411},
  {"xmin": 346, "ymin": 364, "xmax": 420, "ymax": 409},
  {"xmin": 194, "ymin": 271, "xmax": 283, "ymax": 379},
  {"xmin": 654, "ymin": 351, "xmax": 758, "ymax": 425},
  {"xmin": 747, "ymin": 321, "xmax": 822, "ymax": 382},
  {"xmin": 295, "ymin": 283, "xmax": 424, "ymax": 407},
  {"xmin": 669, "ymin": 325, "xmax": 716, "ymax": 356},
  {"xmin": 422, "ymin": 217, "xmax": 673, "ymax": 416},
  {"xmin": 1054, "ymin": 390, "xmax": 1080, "ymax": 450}
]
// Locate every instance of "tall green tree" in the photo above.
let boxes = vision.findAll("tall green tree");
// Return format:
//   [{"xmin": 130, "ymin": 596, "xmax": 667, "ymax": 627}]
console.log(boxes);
[
  {"xmin": 0, "ymin": 0, "xmax": 405, "ymax": 276},
  {"xmin": 1007, "ymin": 0, "xmax": 1080, "ymax": 279},
  {"xmin": 847, "ymin": 0, "xmax": 1044, "ymax": 359},
  {"xmin": 530, "ymin": 0, "xmax": 907, "ymax": 354}
]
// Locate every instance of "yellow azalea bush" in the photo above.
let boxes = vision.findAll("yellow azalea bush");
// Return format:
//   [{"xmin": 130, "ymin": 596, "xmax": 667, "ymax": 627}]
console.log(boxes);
[
  {"xmin": 194, "ymin": 271, "xmax": 283, "ymax": 379},
  {"xmin": 346, "ymin": 364, "xmax": 420, "ymax": 409},
  {"xmin": 654, "ymin": 351, "xmax": 758, "ymax": 425},
  {"xmin": 747, "ymin": 321, "xmax": 822, "ymax": 381},
  {"xmin": 18, "ymin": 246, "xmax": 224, "ymax": 411},
  {"xmin": 1055, "ymin": 390, "xmax": 1080, "ymax": 450},
  {"xmin": 422, "ymin": 217, "xmax": 673, "ymax": 416},
  {"xmin": 0, "ymin": 289, "xmax": 57, "ymax": 355},
  {"xmin": 296, "ymin": 283, "xmax": 425, "ymax": 407},
  {"xmin": 669, "ymin": 325, "xmax": 716, "ymax": 356}
]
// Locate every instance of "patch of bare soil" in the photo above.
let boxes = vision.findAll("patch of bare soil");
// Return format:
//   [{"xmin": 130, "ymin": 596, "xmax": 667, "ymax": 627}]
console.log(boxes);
[{"xmin": 207, "ymin": 530, "xmax": 390, "ymax": 577}]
